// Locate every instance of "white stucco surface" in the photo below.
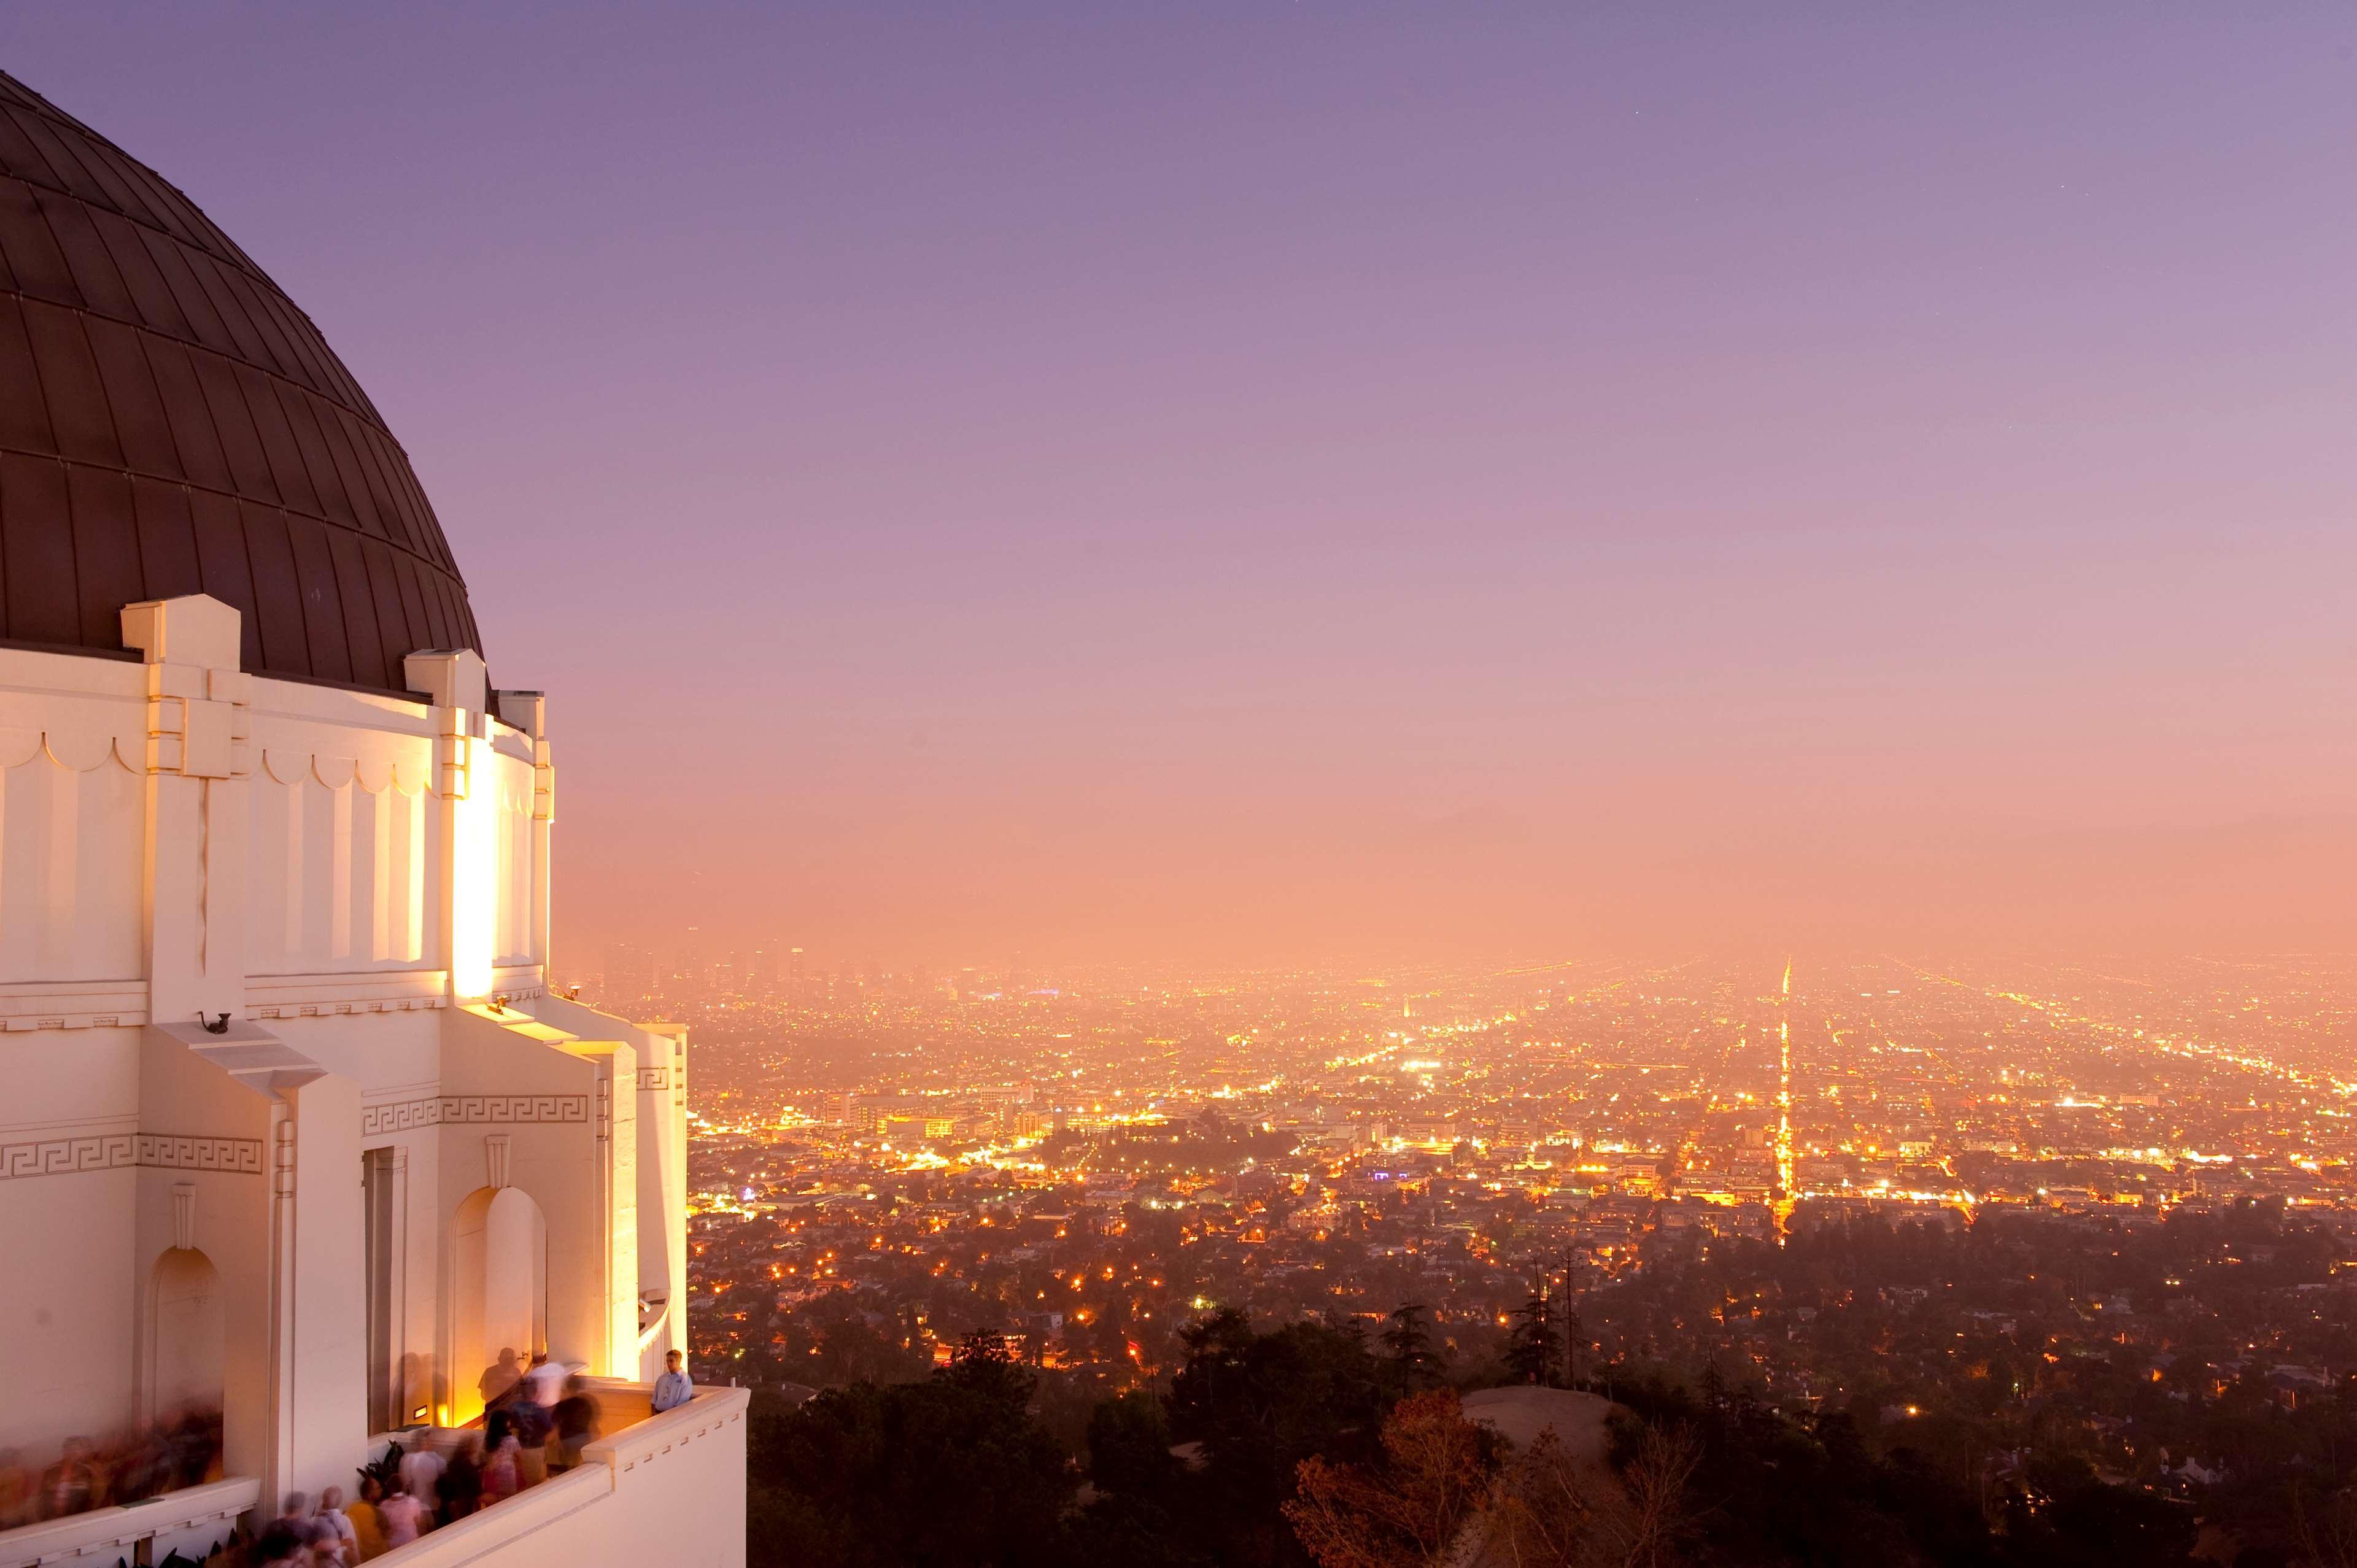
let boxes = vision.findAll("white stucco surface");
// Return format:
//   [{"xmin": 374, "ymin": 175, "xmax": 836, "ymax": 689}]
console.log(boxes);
[{"xmin": 0, "ymin": 598, "xmax": 736, "ymax": 1568}]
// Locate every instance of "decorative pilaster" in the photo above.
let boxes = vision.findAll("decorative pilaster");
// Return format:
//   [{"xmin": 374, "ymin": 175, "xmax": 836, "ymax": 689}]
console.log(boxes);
[
  {"xmin": 530, "ymin": 727, "xmax": 553, "ymax": 973},
  {"xmin": 122, "ymin": 595, "xmax": 252, "ymax": 1024},
  {"xmin": 387, "ymin": 1143, "xmax": 414, "ymax": 1429},
  {"xmin": 171, "ymin": 1181, "xmax": 196, "ymax": 1252},
  {"xmin": 404, "ymin": 651, "xmax": 490, "ymax": 1000},
  {"xmin": 263, "ymin": 1106, "xmax": 298, "ymax": 1517},
  {"xmin": 273, "ymin": 1072, "xmax": 365, "ymax": 1506},
  {"xmin": 498, "ymin": 689, "xmax": 554, "ymax": 980}
]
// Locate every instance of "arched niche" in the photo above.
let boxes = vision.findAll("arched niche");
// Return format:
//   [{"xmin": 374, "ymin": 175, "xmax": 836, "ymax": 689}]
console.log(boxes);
[
  {"xmin": 450, "ymin": 1184, "xmax": 547, "ymax": 1423},
  {"xmin": 145, "ymin": 1247, "xmax": 225, "ymax": 1420}
]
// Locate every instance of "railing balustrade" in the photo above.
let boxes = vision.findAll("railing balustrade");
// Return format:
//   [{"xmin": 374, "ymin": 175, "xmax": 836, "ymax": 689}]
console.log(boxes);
[{"xmin": 0, "ymin": 1475, "xmax": 257, "ymax": 1568}]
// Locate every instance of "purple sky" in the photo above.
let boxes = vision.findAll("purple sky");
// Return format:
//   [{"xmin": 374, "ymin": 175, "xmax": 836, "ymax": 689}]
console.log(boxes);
[{"xmin": 11, "ymin": 4, "xmax": 2356, "ymax": 966}]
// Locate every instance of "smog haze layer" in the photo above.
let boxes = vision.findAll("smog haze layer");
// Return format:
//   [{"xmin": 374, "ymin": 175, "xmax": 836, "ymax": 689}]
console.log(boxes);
[{"xmin": 14, "ymin": 4, "xmax": 2354, "ymax": 966}]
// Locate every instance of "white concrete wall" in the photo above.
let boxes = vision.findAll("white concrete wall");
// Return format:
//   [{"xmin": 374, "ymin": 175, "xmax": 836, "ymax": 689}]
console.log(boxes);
[
  {"xmin": 132, "ymin": 1025, "xmax": 285, "ymax": 1492},
  {"xmin": 634, "ymin": 1025, "xmax": 689, "ymax": 1373},
  {"xmin": 0, "ymin": 650, "xmax": 146, "ymax": 987},
  {"xmin": 246, "ymin": 755, "xmax": 435, "ymax": 975},
  {"xmin": 284, "ymin": 1072, "xmax": 367, "ymax": 1505},
  {"xmin": 0, "ymin": 602, "xmax": 727, "ymax": 1555},
  {"xmin": 438, "ymin": 1005, "xmax": 638, "ymax": 1412},
  {"xmin": 488, "ymin": 740, "xmax": 537, "ymax": 970},
  {"xmin": 238, "ymin": 665, "xmax": 538, "ymax": 981},
  {"xmin": 0, "ymin": 1031, "xmax": 140, "ymax": 1458},
  {"xmin": 522, "ymin": 994, "xmax": 691, "ymax": 1375},
  {"xmin": 0, "ymin": 732, "xmax": 144, "ymax": 983},
  {"xmin": 274, "ymin": 1008, "xmax": 447, "ymax": 1431}
]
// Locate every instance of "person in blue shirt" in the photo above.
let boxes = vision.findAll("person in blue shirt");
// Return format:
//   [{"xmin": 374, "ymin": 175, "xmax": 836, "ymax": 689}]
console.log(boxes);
[{"xmin": 651, "ymin": 1350, "xmax": 693, "ymax": 1414}]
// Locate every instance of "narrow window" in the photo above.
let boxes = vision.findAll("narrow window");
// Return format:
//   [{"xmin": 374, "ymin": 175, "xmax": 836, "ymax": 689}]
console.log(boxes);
[{"xmin": 363, "ymin": 1147, "xmax": 400, "ymax": 1432}]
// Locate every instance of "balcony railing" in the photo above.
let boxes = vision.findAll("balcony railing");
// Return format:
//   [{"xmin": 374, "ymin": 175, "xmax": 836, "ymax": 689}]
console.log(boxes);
[
  {"xmin": 0, "ymin": 1475, "xmax": 257, "ymax": 1568},
  {"xmin": 0, "ymin": 1385, "xmax": 745, "ymax": 1568},
  {"xmin": 370, "ymin": 1382, "xmax": 746, "ymax": 1566}
]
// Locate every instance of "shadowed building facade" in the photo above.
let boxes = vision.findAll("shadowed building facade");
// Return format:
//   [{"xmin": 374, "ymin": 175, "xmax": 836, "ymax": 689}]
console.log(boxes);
[{"xmin": 0, "ymin": 70, "xmax": 745, "ymax": 1567}]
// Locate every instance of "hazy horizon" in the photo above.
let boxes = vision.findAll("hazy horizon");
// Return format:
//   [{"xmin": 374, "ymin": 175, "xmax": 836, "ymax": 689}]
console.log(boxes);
[{"xmin": 12, "ymin": 4, "xmax": 2354, "ymax": 968}]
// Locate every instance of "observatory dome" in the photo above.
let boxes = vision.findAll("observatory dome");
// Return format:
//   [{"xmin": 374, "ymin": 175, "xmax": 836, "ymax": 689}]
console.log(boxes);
[{"xmin": 0, "ymin": 70, "xmax": 481, "ymax": 692}]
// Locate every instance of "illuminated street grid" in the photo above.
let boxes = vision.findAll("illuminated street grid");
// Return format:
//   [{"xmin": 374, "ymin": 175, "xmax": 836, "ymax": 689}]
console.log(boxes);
[{"xmin": 584, "ymin": 952, "xmax": 2357, "ymax": 1420}]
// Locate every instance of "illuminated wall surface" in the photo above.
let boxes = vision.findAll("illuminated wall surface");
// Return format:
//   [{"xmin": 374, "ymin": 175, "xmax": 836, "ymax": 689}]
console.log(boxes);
[
  {"xmin": 0, "ymin": 67, "xmax": 743, "ymax": 1567},
  {"xmin": 451, "ymin": 718, "xmax": 510, "ymax": 1003},
  {"xmin": 0, "ymin": 605, "xmax": 736, "ymax": 1568}
]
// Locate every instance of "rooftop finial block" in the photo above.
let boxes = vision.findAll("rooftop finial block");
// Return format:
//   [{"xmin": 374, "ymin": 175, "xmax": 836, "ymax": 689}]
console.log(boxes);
[{"xmin": 121, "ymin": 595, "xmax": 242, "ymax": 671}]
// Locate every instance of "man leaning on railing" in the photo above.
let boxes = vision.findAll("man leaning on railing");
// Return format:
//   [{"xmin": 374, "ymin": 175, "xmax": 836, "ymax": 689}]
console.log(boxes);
[{"xmin": 651, "ymin": 1350, "xmax": 694, "ymax": 1414}]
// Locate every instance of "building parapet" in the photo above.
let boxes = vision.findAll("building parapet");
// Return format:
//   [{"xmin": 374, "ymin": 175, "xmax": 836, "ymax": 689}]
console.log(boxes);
[
  {"xmin": 0, "ymin": 1475, "xmax": 258, "ymax": 1568},
  {"xmin": 370, "ymin": 1385, "xmax": 749, "ymax": 1567}
]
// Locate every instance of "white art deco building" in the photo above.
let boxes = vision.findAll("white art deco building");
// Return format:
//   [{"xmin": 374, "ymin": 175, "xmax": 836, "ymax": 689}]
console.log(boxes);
[{"xmin": 0, "ymin": 71, "xmax": 745, "ymax": 1566}]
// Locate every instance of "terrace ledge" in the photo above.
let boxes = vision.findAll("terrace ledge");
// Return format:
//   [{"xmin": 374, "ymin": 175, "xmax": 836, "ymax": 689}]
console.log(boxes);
[{"xmin": 372, "ymin": 1386, "xmax": 751, "ymax": 1568}]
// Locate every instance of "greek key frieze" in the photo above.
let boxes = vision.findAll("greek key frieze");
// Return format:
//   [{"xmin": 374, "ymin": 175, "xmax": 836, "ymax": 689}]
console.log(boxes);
[
  {"xmin": 0, "ymin": 1133, "xmax": 134, "ymax": 1180},
  {"xmin": 361, "ymin": 1097, "xmax": 444, "ymax": 1137},
  {"xmin": 136, "ymin": 1134, "xmax": 266, "ymax": 1174},
  {"xmin": 441, "ymin": 1094, "xmax": 589, "ymax": 1125},
  {"xmin": 358, "ymin": 1093, "xmax": 590, "ymax": 1135}
]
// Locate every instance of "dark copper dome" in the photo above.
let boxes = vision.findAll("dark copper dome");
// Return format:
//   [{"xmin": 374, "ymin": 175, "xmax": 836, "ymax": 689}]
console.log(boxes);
[{"xmin": 0, "ymin": 71, "xmax": 481, "ymax": 691}]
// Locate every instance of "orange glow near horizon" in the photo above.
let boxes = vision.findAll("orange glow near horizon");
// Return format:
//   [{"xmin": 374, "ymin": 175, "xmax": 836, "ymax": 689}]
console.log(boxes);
[{"xmin": 49, "ymin": 9, "xmax": 2340, "ymax": 973}]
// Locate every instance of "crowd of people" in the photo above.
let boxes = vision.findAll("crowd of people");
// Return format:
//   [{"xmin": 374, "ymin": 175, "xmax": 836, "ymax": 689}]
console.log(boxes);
[
  {"xmin": 0, "ymin": 1348, "xmax": 694, "ymax": 1565},
  {"xmin": 0, "ymin": 1403, "xmax": 224, "ymax": 1526},
  {"xmin": 248, "ymin": 1350, "xmax": 619, "ymax": 1565}
]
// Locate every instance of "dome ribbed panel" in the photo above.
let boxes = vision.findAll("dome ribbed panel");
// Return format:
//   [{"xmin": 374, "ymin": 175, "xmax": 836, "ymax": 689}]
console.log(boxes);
[{"xmin": 0, "ymin": 71, "xmax": 481, "ymax": 691}]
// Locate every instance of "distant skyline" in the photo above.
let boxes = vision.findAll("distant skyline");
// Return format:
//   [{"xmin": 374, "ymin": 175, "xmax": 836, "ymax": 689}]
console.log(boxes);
[{"xmin": 12, "ymin": 4, "xmax": 2354, "ymax": 965}]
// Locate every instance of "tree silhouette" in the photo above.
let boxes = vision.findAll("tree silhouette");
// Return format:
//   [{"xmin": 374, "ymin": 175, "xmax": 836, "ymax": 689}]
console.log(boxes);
[
  {"xmin": 745, "ymin": 1323, "xmax": 1072, "ymax": 1567},
  {"xmin": 1505, "ymin": 1293, "xmax": 1556, "ymax": 1387},
  {"xmin": 944, "ymin": 1327, "xmax": 1034, "ymax": 1405},
  {"xmin": 1283, "ymin": 1389, "xmax": 1495, "ymax": 1568},
  {"xmin": 1168, "ymin": 1308, "xmax": 1390, "ymax": 1566},
  {"xmin": 1379, "ymin": 1305, "xmax": 1443, "ymax": 1394}
]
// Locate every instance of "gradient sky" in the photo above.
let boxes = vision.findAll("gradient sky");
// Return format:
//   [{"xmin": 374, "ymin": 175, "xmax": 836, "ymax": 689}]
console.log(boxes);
[{"xmin": 9, "ymin": 4, "xmax": 2355, "ymax": 967}]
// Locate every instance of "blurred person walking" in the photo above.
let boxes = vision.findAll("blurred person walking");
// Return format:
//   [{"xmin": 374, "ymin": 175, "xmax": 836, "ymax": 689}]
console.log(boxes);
[
  {"xmin": 379, "ymin": 1483, "xmax": 427, "ymax": 1549},
  {"xmin": 344, "ymin": 1476, "xmax": 389, "ymax": 1560},
  {"xmin": 39, "ymin": 1438, "xmax": 95, "ymax": 1519},
  {"xmin": 552, "ymin": 1377, "xmax": 598, "ymax": 1472},
  {"xmin": 315, "ymin": 1485, "xmax": 360, "ymax": 1562},
  {"xmin": 398, "ymin": 1439, "xmax": 443, "ymax": 1524}
]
